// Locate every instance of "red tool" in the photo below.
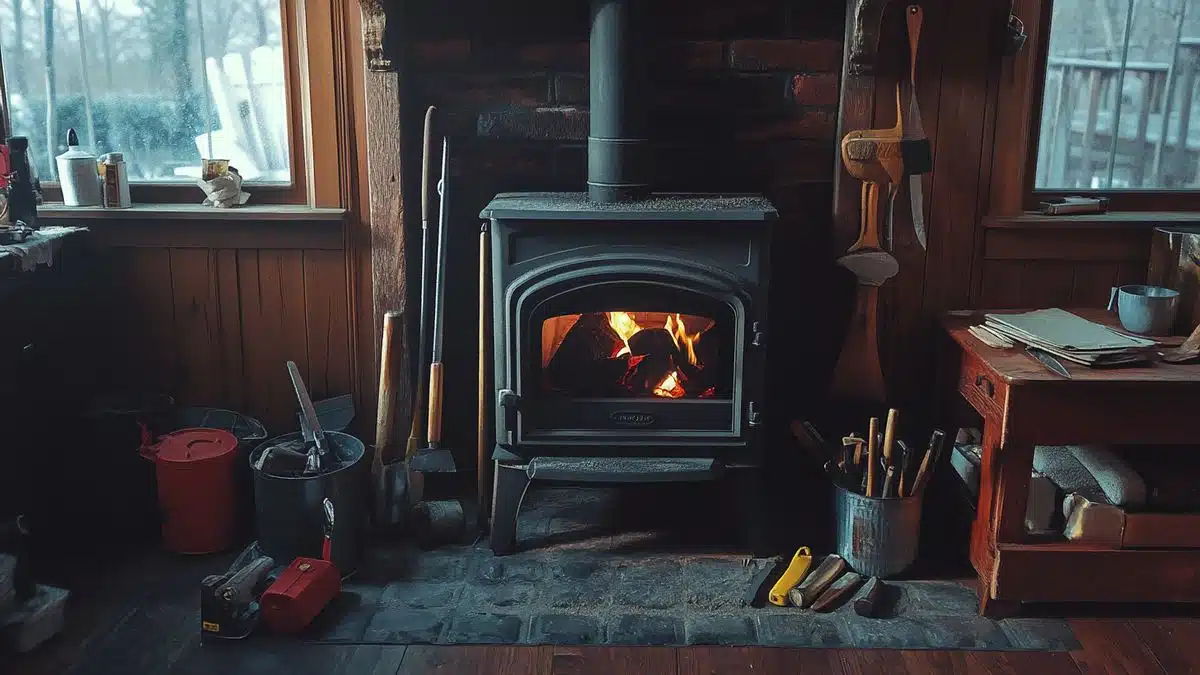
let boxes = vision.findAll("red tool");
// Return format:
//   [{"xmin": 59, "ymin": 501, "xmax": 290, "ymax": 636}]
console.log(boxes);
[{"xmin": 260, "ymin": 498, "xmax": 340, "ymax": 634}]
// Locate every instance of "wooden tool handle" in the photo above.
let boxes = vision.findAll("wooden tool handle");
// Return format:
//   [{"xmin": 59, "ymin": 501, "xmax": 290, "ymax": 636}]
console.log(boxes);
[
  {"xmin": 477, "ymin": 226, "xmax": 491, "ymax": 521},
  {"xmin": 374, "ymin": 311, "xmax": 401, "ymax": 473},
  {"xmin": 882, "ymin": 408, "xmax": 899, "ymax": 464},
  {"xmin": 907, "ymin": 6, "xmax": 923, "ymax": 86},
  {"xmin": 911, "ymin": 429, "xmax": 946, "ymax": 495},
  {"xmin": 866, "ymin": 417, "xmax": 879, "ymax": 497},
  {"xmin": 849, "ymin": 181, "xmax": 883, "ymax": 252},
  {"xmin": 427, "ymin": 362, "xmax": 444, "ymax": 445},
  {"xmin": 421, "ymin": 106, "xmax": 437, "ymax": 227}
]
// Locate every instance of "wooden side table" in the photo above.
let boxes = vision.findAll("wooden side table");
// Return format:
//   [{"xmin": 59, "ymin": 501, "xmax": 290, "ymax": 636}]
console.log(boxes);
[{"xmin": 939, "ymin": 309, "xmax": 1200, "ymax": 617}]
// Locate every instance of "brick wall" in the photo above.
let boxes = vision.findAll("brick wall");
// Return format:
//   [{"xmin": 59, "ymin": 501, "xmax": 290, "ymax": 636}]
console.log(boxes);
[{"xmin": 399, "ymin": 0, "xmax": 853, "ymax": 457}]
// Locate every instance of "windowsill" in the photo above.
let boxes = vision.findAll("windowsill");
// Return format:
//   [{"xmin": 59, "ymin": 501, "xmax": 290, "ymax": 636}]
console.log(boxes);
[
  {"xmin": 986, "ymin": 212, "xmax": 1200, "ymax": 230},
  {"xmin": 37, "ymin": 203, "xmax": 346, "ymax": 222}
]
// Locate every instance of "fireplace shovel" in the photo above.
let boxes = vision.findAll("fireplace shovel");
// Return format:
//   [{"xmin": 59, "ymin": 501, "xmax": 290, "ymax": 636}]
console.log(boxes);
[{"xmin": 411, "ymin": 135, "xmax": 457, "ymax": 474}]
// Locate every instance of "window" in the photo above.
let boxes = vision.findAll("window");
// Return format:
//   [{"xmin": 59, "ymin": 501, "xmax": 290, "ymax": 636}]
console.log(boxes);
[
  {"xmin": 0, "ymin": 0, "xmax": 293, "ymax": 187},
  {"xmin": 1035, "ymin": 0, "xmax": 1200, "ymax": 191}
]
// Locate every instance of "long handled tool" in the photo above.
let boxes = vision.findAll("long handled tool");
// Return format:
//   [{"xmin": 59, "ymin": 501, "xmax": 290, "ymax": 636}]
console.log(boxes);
[
  {"xmin": 372, "ymin": 311, "xmax": 408, "ymax": 525},
  {"xmin": 406, "ymin": 106, "xmax": 437, "ymax": 459},
  {"xmin": 412, "ymin": 136, "xmax": 456, "ymax": 473},
  {"xmin": 477, "ymin": 223, "xmax": 491, "ymax": 525}
]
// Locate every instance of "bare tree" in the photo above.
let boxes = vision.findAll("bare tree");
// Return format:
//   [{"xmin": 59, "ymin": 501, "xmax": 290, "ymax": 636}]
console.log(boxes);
[
  {"xmin": 7, "ymin": 0, "xmax": 28, "ymax": 91},
  {"xmin": 94, "ymin": 0, "xmax": 117, "ymax": 88},
  {"xmin": 73, "ymin": 0, "xmax": 94, "ymax": 149},
  {"xmin": 42, "ymin": 0, "xmax": 55, "ymax": 175}
]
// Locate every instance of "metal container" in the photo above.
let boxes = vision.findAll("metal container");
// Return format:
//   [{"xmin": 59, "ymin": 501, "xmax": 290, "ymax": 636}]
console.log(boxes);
[
  {"xmin": 250, "ymin": 432, "xmax": 366, "ymax": 575},
  {"xmin": 834, "ymin": 482, "xmax": 922, "ymax": 578}
]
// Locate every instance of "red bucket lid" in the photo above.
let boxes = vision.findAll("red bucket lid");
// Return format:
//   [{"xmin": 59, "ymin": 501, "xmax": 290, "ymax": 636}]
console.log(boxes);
[{"xmin": 150, "ymin": 428, "xmax": 239, "ymax": 464}]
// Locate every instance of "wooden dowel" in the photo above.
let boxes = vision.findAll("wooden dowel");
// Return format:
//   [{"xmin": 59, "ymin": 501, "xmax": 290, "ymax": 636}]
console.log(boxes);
[
  {"xmin": 882, "ymin": 408, "xmax": 899, "ymax": 466},
  {"xmin": 910, "ymin": 429, "xmax": 946, "ymax": 496},
  {"xmin": 866, "ymin": 417, "xmax": 879, "ymax": 497}
]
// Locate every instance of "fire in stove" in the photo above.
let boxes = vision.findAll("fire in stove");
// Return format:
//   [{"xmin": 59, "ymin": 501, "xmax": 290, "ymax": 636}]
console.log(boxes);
[{"xmin": 541, "ymin": 311, "xmax": 725, "ymax": 399}]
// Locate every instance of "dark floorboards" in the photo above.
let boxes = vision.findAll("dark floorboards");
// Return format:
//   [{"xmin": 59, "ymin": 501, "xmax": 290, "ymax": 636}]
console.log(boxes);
[{"xmin": 13, "ymin": 618, "xmax": 1196, "ymax": 675}]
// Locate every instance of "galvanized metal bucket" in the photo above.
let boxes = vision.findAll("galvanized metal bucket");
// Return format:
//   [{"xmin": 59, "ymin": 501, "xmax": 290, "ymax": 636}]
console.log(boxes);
[
  {"xmin": 834, "ymin": 482, "xmax": 922, "ymax": 578},
  {"xmin": 250, "ymin": 431, "xmax": 367, "ymax": 575}
]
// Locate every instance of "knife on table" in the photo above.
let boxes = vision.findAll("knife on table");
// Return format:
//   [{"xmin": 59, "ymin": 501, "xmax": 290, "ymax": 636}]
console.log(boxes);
[
  {"xmin": 905, "ymin": 5, "xmax": 929, "ymax": 250},
  {"xmin": 1026, "ymin": 346, "xmax": 1072, "ymax": 379}
]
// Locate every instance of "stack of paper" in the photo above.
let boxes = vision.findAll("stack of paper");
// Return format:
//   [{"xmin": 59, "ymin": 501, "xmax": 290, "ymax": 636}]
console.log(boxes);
[{"xmin": 983, "ymin": 309, "xmax": 1157, "ymax": 366}]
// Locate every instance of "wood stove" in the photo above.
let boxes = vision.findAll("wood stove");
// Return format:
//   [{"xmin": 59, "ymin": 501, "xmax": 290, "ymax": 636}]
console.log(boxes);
[
  {"xmin": 482, "ymin": 195, "xmax": 775, "ymax": 554},
  {"xmin": 479, "ymin": 0, "xmax": 777, "ymax": 554}
]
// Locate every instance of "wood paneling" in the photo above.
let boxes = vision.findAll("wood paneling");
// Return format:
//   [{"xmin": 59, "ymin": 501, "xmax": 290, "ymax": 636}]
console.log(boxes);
[
  {"xmin": 101, "ymin": 242, "xmax": 355, "ymax": 434},
  {"xmin": 974, "ymin": 224, "xmax": 1153, "ymax": 310}
]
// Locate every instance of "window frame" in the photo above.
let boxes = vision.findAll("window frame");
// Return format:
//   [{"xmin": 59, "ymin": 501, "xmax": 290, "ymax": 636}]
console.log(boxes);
[
  {"xmin": 0, "ymin": 0, "xmax": 337, "ymax": 207},
  {"xmin": 992, "ymin": 0, "xmax": 1200, "ymax": 216}
]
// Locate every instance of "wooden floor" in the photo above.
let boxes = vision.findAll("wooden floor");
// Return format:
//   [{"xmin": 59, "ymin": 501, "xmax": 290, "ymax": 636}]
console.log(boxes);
[{"xmin": 10, "ymin": 617, "xmax": 1200, "ymax": 674}]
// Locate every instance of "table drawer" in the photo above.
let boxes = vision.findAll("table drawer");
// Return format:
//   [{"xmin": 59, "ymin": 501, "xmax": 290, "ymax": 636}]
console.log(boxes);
[{"xmin": 958, "ymin": 353, "xmax": 1007, "ymax": 418}]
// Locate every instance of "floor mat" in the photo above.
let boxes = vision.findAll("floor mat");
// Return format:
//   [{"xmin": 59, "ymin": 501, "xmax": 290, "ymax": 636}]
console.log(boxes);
[{"xmin": 302, "ymin": 487, "xmax": 1078, "ymax": 650}]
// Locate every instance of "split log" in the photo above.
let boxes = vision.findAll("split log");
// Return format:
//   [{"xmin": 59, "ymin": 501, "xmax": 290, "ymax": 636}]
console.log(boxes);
[{"xmin": 545, "ymin": 313, "xmax": 623, "ymax": 391}]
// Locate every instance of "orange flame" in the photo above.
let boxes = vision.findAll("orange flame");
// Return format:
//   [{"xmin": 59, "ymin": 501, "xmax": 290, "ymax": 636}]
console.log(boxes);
[
  {"xmin": 608, "ymin": 311, "xmax": 640, "ymax": 358},
  {"xmin": 666, "ymin": 313, "xmax": 702, "ymax": 367},
  {"xmin": 653, "ymin": 370, "xmax": 686, "ymax": 398},
  {"xmin": 608, "ymin": 311, "xmax": 704, "ymax": 368}
]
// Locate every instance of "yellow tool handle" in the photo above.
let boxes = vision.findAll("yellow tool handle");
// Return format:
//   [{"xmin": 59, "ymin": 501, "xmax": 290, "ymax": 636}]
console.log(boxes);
[{"xmin": 768, "ymin": 546, "xmax": 813, "ymax": 607}]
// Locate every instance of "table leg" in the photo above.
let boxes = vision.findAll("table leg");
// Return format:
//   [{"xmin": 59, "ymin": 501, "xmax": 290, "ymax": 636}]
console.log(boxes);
[
  {"xmin": 979, "ymin": 594, "xmax": 1021, "ymax": 619},
  {"xmin": 971, "ymin": 412, "xmax": 1035, "ymax": 615}
]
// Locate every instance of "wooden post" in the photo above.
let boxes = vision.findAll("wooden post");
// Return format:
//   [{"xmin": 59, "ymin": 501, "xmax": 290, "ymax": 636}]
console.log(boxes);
[
  {"xmin": 1047, "ymin": 66, "xmax": 1074, "ymax": 187},
  {"xmin": 1132, "ymin": 71, "xmax": 1154, "ymax": 187},
  {"xmin": 1079, "ymin": 69, "xmax": 1104, "ymax": 187},
  {"xmin": 360, "ymin": 0, "xmax": 413, "ymax": 453},
  {"xmin": 1170, "ymin": 47, "xmax": 1199, "ymax": 186}
]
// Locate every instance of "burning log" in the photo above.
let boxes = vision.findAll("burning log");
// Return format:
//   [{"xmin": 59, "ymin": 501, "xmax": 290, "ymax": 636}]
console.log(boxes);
[
  {"xmin": 545, "ymin": 313, "xmax": 624, "ymax": 394},
  {"xmin": 543, "ymin": 310, "xmax": 721, "ymax": 398}
]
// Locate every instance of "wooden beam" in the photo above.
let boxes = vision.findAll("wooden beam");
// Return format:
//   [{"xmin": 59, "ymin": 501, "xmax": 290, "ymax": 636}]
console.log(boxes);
[{"xmin": 359, "ymin": 0, "xmax": 412, "ymax": 449}]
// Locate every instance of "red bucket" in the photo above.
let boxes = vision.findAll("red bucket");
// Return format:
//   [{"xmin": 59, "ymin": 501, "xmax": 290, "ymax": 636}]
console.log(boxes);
[{"xmin": 140, "ymin": 428, "xmax": 239, "ymax": 554}]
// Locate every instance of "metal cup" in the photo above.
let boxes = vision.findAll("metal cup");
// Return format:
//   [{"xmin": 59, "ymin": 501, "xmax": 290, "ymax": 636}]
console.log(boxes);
[{"xmin": 1111, "ymin": 284, "xmax": 1180, "ymax": 336}]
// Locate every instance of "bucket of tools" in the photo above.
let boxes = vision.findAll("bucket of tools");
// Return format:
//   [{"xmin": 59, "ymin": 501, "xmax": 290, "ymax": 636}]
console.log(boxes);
[
  {"xmin": 828, "ymin": 410, "xmax": 948, "ymax": 579},
  {"xmin": 834, "ymin": 479, "xmax": 923, "ymax": 578},
  {"xmin": 249, "ymin": 432, "xmax": 366, "ymax": 575}
]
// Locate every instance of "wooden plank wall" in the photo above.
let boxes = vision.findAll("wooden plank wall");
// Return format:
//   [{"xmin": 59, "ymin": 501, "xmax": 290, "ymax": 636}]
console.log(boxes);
[
  {"xmin": 80, "ymin": 223, "xmax": 355, "ymax": 435},
  {"xmin": 974, "ymin": 226, "xmax": 1152, "ymax": 310}
]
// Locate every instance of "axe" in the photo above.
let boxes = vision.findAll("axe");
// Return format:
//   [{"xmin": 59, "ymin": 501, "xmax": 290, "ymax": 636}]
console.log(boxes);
[{"xmin": 841, "ymin": 5, "xmax": 931, "ymax": 251}]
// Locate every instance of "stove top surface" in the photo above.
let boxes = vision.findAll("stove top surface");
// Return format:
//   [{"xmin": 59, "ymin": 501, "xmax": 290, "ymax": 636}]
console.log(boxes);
[{"xmin": 480, "ymin": 192, "xmax": 777, "ymax": 222}]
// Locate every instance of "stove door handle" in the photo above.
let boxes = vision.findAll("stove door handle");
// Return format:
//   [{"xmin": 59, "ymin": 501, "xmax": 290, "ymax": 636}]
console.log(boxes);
[{"xmin": 497, "ymin": 389, "xmax": 520, "ymax": 449}]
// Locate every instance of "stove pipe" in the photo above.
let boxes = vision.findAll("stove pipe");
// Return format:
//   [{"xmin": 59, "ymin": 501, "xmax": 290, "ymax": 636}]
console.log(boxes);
[{"xmin": 588, "ymin": 0, "xmax": 650, "ymax": 203}]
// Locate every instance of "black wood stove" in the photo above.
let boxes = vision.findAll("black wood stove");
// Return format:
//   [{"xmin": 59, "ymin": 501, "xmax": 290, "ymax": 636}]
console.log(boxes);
[{"xmin": 479, "ymin": 0, "xmax": 777, "ymax": 555}]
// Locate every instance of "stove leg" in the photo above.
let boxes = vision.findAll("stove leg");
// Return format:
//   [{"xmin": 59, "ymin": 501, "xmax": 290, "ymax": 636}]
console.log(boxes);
[
  {"xmin": 489, "ymin": 461, "xmax": 529, "ymax": 556},
  {"xmin": 728, "ymin": 467, "xmax": 771, "ymax": 557}
]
